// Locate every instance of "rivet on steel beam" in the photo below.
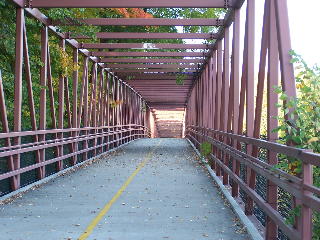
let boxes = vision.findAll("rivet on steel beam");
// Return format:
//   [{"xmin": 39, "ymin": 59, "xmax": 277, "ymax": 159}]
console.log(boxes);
[
  {"xmin": 25, "ymin": 0, "xmax": 32, "ymax": 8},
  {"xmin": 224, "ymin": 0, "xmax": 229, "ymax": 9}
]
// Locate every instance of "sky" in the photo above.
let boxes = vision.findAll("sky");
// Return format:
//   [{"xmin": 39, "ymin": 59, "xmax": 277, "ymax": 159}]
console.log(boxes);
[{"xmin": 287, "ymin": 0, "xmax": 320, "ymax": 66}]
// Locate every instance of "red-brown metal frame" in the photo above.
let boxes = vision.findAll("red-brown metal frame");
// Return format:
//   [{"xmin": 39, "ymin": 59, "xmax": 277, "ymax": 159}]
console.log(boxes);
[
  {"xmin": 1, "ymin": 0, "xmax": 319, "ymax": 239},
  {"xmin": 184, "ymin": 0, "xmax": 319, "ymax": 240}
]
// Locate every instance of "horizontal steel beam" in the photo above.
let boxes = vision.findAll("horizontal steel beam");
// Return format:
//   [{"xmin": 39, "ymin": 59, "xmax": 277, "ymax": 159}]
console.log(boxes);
[
  {"xmin": 69, "ymin": 32, "xmax": 217, "ymax": 40},
  {"xmin": 142, "ymin": 95, "xmax": 188, "ymax": 97},
  {"xmin": 128, "ymin": 83, "xmax": 192, "ymax": 86},
  {"xmin": 25, "ymin": 0, "xmax": 236, "ymax": 8},
  {"xmin": 106, "ymin": 64, "xmax": 200, "ymax": 69},
  {"xmin": 135, "ymin": 84, "xmax": 191, "ymax": 87},
  {"xmin": 94, "ymin": 52, "xmax": 206, "ymax": 57},
  {"xmin": 114, "ymin": 69, "xmax": 197, "ymax": 73},
  {"xmin": 129, "ymin": 85, "xmax": 192, "ymax": 88},
  {"xmin": 119, "ymin": 74, "xmax": 194, "ymax": 80},
  {"xmin": 132, "ymin": 88, "xmax": 191, "ymax": 91},
  {"xmin": 101, "ymin": 58, "xmax": 204, "ymax": 64},
  {"xmin": 53, "ymin": 18, "xmax": 224, "ymax": 26},
  {"xmin": 83, "ymin": 43, "xmax": 212, "ymax": 49},
  {"xmin": 127, "ymin": 79, "xmax": 193, "ymax": 82}
]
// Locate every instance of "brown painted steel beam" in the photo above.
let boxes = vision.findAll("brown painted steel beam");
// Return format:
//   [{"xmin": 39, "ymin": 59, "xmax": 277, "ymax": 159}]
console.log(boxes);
[
  {"xmin": 53, "ymin": 18, "xmax": 224, "ymax": 26},
  {"xmin": 120, "ymin": 75, "xmax": 194, "ymax": 80},
  {"xmin": 12, "ymin": 8, "xmax": 24, "ymax": 190},
  {"xmin": 25, "ymin": 0, "xmax": 236, "ymax": 8},
  {"xmin": 101, "ymin": 58, "xmax": 204, "ymax": 64},
  {"xmin": 132, "ymin": 85, "xmax": 192, "ymax": 88},
  {"xmin": 130, "ymin": 87, "xmax": 192, "ymax": 89},
  {"xmin": 107, "ymin": 64, "xmax": 200, "ymax": 69},
  {"xmin": 114, "ymin": 69, "xmax": 197, "ymax": 73},
  {"xmin": 128, "ymin": 85, "xmax": 192, "ymax": 87},
  {"xmin": 94, "ymin": 52, "xmax": 206, "ymax": 57},
  {"xmin": 84, "ymin": 43, "xmax": 212, "ymax": 50},
  {"xmin": 70, "ymin": 32, "xmax": 217, "ymax": 40},
  {"xmin": 138, "ymin": 89, "xmax": 190, "ymax": 92}
]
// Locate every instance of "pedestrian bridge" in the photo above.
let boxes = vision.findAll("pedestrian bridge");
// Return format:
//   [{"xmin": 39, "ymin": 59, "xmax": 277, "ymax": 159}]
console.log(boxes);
[
  {"xmin": 0, "ymin": 0, "xmax": 320, "ymax": 239},
  {"xmin": 1, "ymin": 138, "xmax": 251, "ymax": 240}
]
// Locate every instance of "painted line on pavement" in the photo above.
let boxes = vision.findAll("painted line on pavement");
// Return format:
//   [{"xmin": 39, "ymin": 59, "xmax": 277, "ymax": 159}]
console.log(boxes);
[{"xmin": 78, "ymin": 140, "xmax": 162, "ymax": 240}]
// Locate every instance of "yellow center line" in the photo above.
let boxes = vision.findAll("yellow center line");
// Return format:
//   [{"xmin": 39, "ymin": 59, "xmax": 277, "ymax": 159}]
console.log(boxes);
[{"xmin": 78, "ymin": 140, "xmax": 162, "ymax": 240}]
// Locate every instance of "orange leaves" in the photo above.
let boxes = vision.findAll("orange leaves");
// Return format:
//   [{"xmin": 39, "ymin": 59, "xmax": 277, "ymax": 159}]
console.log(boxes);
[
  {"xmin": 128, "ymin": 8, "xmax": 153, "ymax": 18},
  {"xmin": 112, "ymin": 8, "xmax": 153, "ymax": 18},
  {"xmin": 113, "ymin": 8, "xmax": 130, "ymax": 18}
]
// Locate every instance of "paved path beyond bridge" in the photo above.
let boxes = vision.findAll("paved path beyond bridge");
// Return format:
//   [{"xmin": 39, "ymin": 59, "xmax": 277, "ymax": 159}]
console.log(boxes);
[{"xmin": 0, "ymin": 138, "xmax": 249, "ymax": 240}]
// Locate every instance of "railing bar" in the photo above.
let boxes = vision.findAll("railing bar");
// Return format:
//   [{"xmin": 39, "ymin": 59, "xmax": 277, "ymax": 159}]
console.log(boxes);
[
  {"xmin": 188, "ymin": 128, "xmax": 301, "ymax": 183},
  {"xmin": 187, "ymin": 130, "xmax": 320, "ymax": 210},
  {"xmin": 0, "ymin": 127, "xmax": 146, "ymax": 157},
  {"xmin": 0, "ymin": 132, "xmax": 147, "ymax": 181},
  {"xmin": 0, "ymin": 124, "xmax": 141, "ymax": 139},
  {"xmin": 187, "ymin": 133, "xmax": 300, "ymax": 240},
  {"xmin": 189, "ymin": 125, "xmax": 320, "ymax": 166},
  {"xmin": 0, "ymin": 128, "xmax": 135, "ymax": 152}
]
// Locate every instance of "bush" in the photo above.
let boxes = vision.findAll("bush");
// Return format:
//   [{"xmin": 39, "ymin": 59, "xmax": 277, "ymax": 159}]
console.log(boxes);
[{"xmin": 274, "ymin": 51, "xmax": 320, "ymax": 238}]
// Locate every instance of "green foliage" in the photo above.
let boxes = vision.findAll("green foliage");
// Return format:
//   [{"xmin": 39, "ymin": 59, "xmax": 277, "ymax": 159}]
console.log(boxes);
[
  {"xmin": 274, "ymin": 51, "xmax": 320, "ymax": 238},
  {"xmin": 176, "ymin": 73, "xmax": 187, "ymax": 85},
  {"xmin": 200, "ymin": 141, "xmax": 212, "ymax": 159},
  {"xmin": 285, "ymin": 206, "xmax": 301, "ymax": 226}
]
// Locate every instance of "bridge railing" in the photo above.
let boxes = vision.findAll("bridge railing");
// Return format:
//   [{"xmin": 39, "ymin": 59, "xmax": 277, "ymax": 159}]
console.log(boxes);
[
  {"xmin": 0, "ymin": 124, "xmax": 149, "ymax": 196},
  {"xmin": 186, "ymin": 125, "xmax": 320, "ymax": 240},
  {"xmin": 0, "ymin": 2, "xmax": 157, "ymax": 195}
]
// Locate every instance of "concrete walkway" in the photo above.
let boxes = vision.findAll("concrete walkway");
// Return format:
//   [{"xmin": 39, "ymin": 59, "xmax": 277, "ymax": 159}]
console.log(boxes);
[{"xmin": 0, "ymin": 138, "xmax": 249, "ymax": 240}]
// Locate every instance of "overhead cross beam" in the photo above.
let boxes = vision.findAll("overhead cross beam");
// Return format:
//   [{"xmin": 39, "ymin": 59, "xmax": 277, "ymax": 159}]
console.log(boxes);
[
  {"xmin": 52, "ymin": 18, "xmax": 224, "ymax": 26},
  {"xmin": 106, "ymin": 64, "xmax": 200, "ymax": 69},
  {"xmin": 118, "ymin": 74, "xmax": 194, "ymax": 80},
  {"xmin": 113, "ymin": 69, "xmax": 198, "ymax": 73},
  {"xmin": 24, "ymin": 0, "xmax": 237, "ymax": 8},
  {"xmin": 93, "ymin": 52, "xmax": 206, "ymax": 57},
  {"xmin": 83, "ymin": 43, "xmax": 212, "ymax": 49},
  {"xmin": 100, "ymin": 58, "xmax": 204, "ymax": 64},
  {"xmin": 69, "ymin": 32, "xmax": 218, "ymax": 40}
]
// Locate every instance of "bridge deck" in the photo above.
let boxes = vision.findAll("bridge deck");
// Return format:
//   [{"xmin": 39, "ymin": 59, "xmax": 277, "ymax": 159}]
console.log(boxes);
[{"xmin": 0, "ymin": 138, "xmax": 249, "ymax": 240}]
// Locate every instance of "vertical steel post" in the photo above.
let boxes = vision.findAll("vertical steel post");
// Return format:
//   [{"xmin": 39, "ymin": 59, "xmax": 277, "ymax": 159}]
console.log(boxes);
[
  {"xmin": 222, "ymin": 27, "xmax": 230, "ymax": 185},
  {"xmin": 266, "ymin": 0, "xmax": 279, "ymax": 238},
  {"xmin": 71, "ymin": 48, "xmax": 78, "ymax": 164},
  {"xmin": 105, "ymin": 73, "xmax": 110, "ymax": 150},
  {"xmin": 83, "ymin": 61, "xmax": 89, "ymax": 160},
  {"xmin": 92, "ymin": 63, "xmax": 97, "ymax": 155},
  {"xmin": 57, "ymin": 39, "xmax": 65, "ymax": 170},
  {"xmin": 301, "ymin": 152, "xmax": 313, "ymax": 240},
  {"xmin": 274, "ymin": 0, "xmax": 296, "ymax": 101},
  {"xmin": 47, "ymin": 43, "xmax": 60, "ymax": 160},
  {"xmin": 38, "ymin": 26, "xmax": 48, "ymax": 179},
  {"xmin": 12, "ymin": 7, "xmax": 24, "ymax": 189},
  {"xmin": 215, "ymin": 40, "xmax": 223, "ymax": 176},
  {"xmin": 245, "ymin": 0, "xmax": 256, "ymax": 216},
  {"xmin": 23, "ymin": 22, "xmax": 41, "ymax": 174},
  {"xmin": 0, "ymin": 71, "xmax": 16, "ymax": 190}
]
